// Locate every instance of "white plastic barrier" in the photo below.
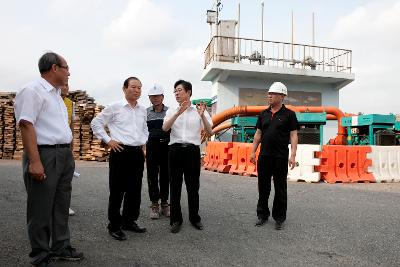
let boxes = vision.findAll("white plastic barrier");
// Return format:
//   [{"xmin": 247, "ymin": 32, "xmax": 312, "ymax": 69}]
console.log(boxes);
[
  {"xmin": 368, "ymin": 146, "xmax": 400, "ymax": 182},
  {"xmin": 288, "ymin": 144, "xmax": 321, "ymax": 183}
]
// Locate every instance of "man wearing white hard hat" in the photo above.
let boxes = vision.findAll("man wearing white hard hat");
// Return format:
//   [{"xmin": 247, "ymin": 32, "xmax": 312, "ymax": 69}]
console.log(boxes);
[
  {"xmin": 146, "ymin": 84, "xmax": 171, "ymax": 219},
  {"xmin": 250, "ymin": 82, "xmax": 299, "ymax": 230}
]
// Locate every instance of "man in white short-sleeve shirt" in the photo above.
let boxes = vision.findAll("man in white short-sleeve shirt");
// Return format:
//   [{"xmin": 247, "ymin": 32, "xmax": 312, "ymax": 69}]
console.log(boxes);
[{"xmin": 14, "ymin": 52, "xmax": 83, "ymax": 267}]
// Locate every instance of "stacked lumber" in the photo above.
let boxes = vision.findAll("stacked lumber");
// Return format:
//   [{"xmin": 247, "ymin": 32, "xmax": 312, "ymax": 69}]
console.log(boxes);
[
  {"xmin": 13, "ymin": 124, "xmax": 23, "ymax": 160},
  {"xmin": 68, "ymin": 91, "xmax": 107, "ymax": 161},
  {"xmin": 89, "ymin": 104, "xmax": 108, "ymax": 161},
  {"xmin": 0, "ymin": 101, "xmax": 3, "ymax": 157},
  {"xmin": 0, "ymin": 90, "xmax": 111, "ymax": 161},
  {"xmin": 0, "ymin": 93, "xmax": 16, "ymax": 159}
]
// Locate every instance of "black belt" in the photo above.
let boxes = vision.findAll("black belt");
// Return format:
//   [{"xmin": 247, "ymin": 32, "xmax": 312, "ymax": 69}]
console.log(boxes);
[
  {"xmin": 148, "ymin": 138, "xmax": 170, "ymax": 143},
  {"xmin": 122, "ymin": 145, "xmax": 141, "ymax": 149},
  {"xmin": 38, "ymin": 144, "xmax": 70, "ymax": 148},
  {"xmin": 170, "ymin": 143, "xmax": 197, "ymax": 148}
]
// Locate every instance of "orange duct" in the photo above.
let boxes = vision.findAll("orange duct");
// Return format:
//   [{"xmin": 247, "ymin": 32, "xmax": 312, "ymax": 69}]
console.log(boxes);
[
  {"xmin": 211, "ymin": 105, "xmax": 347, "ymax": 145},
  {"xmin": 212, "ymin": 121, "xmax": 232, "ymax": 134}
]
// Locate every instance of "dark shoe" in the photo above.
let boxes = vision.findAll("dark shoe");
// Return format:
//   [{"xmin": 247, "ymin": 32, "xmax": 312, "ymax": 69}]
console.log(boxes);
[
  {"xmin": 51, "ymin": 246, "xmax": 84, "ymax": 261},
  {"xmin": 161, "ymin": 202, "xmax": 170, "ymax": 217},
  {"xmin": 31, "ymin": 258, "xmax": 53, "ymax": 267},
  {"xmin": 255, "ymin": 217, "xmax": 267, "ymax": 227},
  {"xmin": 108, "ymin": 229, "xmax": 127, "ymax": 241},
  {"xmin": 32, "ymin": 261, "xmax": 54, "ymax": 267},
  {"xmin": 275, "ymin": 221, "xmax": 284, "ymax": 230},
  {"xmin": 122, "ymin": 221, "xmax": 147, "ymax": 233},
  {"xmin": 191, "ymin": 221, "xmax": 204, "ymax": 230},
  {"xmin": 170, "ymin": 222, "xmax": 181, "ymax": 233}
]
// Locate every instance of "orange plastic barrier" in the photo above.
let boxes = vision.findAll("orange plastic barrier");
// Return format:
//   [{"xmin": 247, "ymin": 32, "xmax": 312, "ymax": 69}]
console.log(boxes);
[
  {"xmin": 226, "ymin": 143, "xmax": 259, "ymax": 176},
  {"xmin": 203, "ymin": 142, "xmax": 215, "ymax": 170},
  {"xmin": 315, "ymin": 145, "xmax": 375, "ymax": 183},
  {"xmin": 228, "ymin": 142, "xmax": 248, "ymax": 175},
  {"xmin": 211, "ymin": 142, "xmax": 232, "ymax": 173},
  {"xmin": 244, "ymin": 145, "xmax": 260, "ymax": 177}
]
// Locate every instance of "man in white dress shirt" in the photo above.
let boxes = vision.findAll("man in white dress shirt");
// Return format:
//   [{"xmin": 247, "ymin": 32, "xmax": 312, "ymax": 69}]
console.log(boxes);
[
  {"xmin": 162, "ymin": 79, "xmax": 213, "ymax": 233},
  {"xmin": 14, "ymin": 52, "xmax": 84, "ymax": 267},
  {"xmin": 91, "ymin": 77, "xmax": 149, "ymax": 241}
]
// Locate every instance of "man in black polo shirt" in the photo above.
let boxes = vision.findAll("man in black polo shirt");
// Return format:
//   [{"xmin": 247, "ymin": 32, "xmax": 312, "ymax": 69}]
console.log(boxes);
[
  {"xmin": 250, "ymin": 82, "xmax": 299, "ymax": 230},
  {"xmin": 146, "ymin": 84, "xmax": 170, "ymax": 219}
]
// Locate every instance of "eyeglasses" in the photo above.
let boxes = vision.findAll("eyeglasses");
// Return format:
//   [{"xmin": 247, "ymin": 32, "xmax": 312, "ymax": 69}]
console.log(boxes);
[{"xmin": 57, "ymin": 64, "xmax": 69, "ymax": 71}]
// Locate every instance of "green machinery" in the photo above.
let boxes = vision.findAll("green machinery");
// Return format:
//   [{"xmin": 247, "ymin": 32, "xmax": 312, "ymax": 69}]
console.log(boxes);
[
  {"xmin": 393, "ymin": 121, "xmax": 400, "ymax": 145},
  {"xmin": 296, "ymin": 112, "xmax": 326, "ymax": 145},
  {"xmin": 231, "ymin": 117, "xmax": 258, "ymax": 143},
  {"xmin": 341, "ymin": 114, "xmax": 397, "ymax": 146},
  {"xmin": 230, "ymin": 112, "xmax": 327, "ymax": 145}
]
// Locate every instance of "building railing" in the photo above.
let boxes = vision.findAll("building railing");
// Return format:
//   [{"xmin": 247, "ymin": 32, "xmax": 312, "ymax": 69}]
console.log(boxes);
[{"xmin": 204, "ymin": 36, "xmax": 352, "ymax": 73}]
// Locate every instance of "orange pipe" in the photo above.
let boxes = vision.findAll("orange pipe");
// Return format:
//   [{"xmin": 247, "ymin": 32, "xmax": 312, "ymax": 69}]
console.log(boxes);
[
  {"xmin": 212, "ymin": 121, "xmax": 232, "ymax": 134},
  {"xmin": 212, "ymin": 114, "xmax": 337, "ymax": 130},
  {"xmin": 327, "ymin": 114, "xmax": 336, "ymax": 120},
  {"xmin": 211, "ymin": 105, "xmax": 347, "ymax": 145}
]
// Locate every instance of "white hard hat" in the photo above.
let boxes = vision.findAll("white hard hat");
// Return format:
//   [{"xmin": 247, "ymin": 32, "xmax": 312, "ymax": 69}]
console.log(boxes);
[
  {"xmin": 268, "ymin": 82, "xmax": 287, "ymax": 95},
  {"xmin": 148, "ymin": 84, "xmax": 164, "ymax": 96}
]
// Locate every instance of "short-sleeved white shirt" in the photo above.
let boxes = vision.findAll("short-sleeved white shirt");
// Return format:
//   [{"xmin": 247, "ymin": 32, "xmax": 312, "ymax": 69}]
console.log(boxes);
[
  {"xmin": 14, "ymin": 77, "xmax": 73, "ymax": 145},
  {"xmin": 164, "ymin": 105, "xmax": 212, "ymax": 146}
]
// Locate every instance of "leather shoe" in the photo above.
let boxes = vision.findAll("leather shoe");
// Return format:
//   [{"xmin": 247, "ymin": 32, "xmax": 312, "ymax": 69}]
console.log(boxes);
[
  {"xmin": 255, "ymin": 217, "xmax": 267, "ymax": 227},
  {"xmin": 191, "ymin": 221, "xmax": 204, "ymax": 230},
  {"xmin": 108, "ymin": 229, "xmax": 127, "ymax": 241},
  {"xmin": 32, "ymin": 258, "xmax": 53, "ymax": 267},
  {"xmin": 32, "ymin": 261, "xmax": 54, "ymax": 267},
  {"xmin": 122, "ymin": 222, "xmax": 147, "ymax": 233},
  {"xmin": 275, "ymin": 221, "xmax": 284, "ymax": 230},
  {"xmin": 170, "ymin": 222, "xmax": 181, "ymax": 233}
]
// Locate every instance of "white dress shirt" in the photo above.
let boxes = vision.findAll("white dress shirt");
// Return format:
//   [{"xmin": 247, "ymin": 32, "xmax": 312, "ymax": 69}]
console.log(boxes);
[
  {"xmin": 91, "ymin": 99, "xmax": 149, "ymax": 146},
  {"xmin": 164, "ymin": 105, "xmax": 212, "ymax": 146},
  {"xmin": 14, "ymin": 77, "xmax": 72, "ymax": 145}
]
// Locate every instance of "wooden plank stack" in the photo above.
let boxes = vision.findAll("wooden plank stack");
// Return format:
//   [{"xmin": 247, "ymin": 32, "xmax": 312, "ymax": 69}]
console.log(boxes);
[
  {"xmin": 13, "ymin": 124, "xmax": 23, "ymax": 160},
  {"xmin": 68, "ymin": 90, "xmax": 108, "ymax": 161},
  {"xmin": 0, "ymin": 101, "xmax": 3, "ymax": 157},
  {"xmin": 0, "ymin": 90, "xmax": 111, "ymax": 161},
  {"xmin": 89, "ymin": 104, "xmax": 109, "ymax": 161},
  {"xmin": 0, "ymin": 93, "xmax": 16, "ymax": 159}
]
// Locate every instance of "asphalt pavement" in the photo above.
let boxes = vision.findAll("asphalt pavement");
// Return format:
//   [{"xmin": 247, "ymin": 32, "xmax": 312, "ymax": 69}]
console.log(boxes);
[{"xmin": 0, "ymin": 159, "xmax": 399, "ymax": 267}]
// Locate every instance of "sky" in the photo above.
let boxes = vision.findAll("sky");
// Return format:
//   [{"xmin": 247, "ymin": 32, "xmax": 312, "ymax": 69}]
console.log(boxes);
[{"xmin": 0, "ymin": 0, "xmax": 399, "ymax": 114}]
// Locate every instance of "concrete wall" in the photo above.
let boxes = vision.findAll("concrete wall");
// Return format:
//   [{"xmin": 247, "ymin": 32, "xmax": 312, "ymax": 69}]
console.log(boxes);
[{"xmin": 211, "ymin": 76, "xmax": 340, "ymax": 143}]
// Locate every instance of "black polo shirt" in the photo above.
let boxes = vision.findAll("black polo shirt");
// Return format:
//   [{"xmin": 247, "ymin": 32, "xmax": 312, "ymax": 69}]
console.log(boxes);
[
  {"xmin": 146, "ymin": 105, "xmax": 170, "ymax": 141},
  {"xmin": 256, "ymin": 104, "xmax": 299, "ymax": 158}
]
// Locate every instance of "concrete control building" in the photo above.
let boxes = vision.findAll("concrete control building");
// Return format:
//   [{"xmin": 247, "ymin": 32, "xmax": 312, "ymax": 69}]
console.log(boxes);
[{"xmin": 201, "ymin": 18, "xmax": 354, "ymax": 142}]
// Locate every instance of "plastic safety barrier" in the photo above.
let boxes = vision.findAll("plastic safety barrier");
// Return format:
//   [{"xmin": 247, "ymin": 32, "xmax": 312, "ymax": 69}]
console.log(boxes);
[
  {"xmin": 244, "ymin": 144, "xmax": 260, "ymax": 177},
  {"xmin": 315, "ymin": 145, "xmax": 375, "ymax": 183},
  {"xmin": 288, "ymin": 144, "xmax": 321, "ymax": 183},
  {"xmin": 228, "ymin": 142, "xmax": 249, "ymax": 175},
  {"xmin": 203, "ymin": 142, "xmax": 232, "ymax": 173},
  {"xmin": 211, "ymin": 142, "xmax": 232, "ymax": 173},
  {"xmin": 226, "ymin": 142, "xmax": 259, "ymax": 176},
  {"xmin": 203, "ymin": 142, "xmax": 215, "ymax": 170},
  {"xmin": 368, "ymin": 146, "xmax": 400, "ymax": 182}
]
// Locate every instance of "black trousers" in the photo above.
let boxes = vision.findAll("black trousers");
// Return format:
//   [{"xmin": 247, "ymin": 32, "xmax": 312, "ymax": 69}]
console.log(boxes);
[
  {"xmin": 108, "ymin": 146, "xmax": 144, "ymax": 231},
  {"xmin": 168, "ymin": 145, "xmax": 201, "ymax": 225},
  {"xmin": 146, "ymin": 141, "xmax": 169, "ymax": 203},
  {"xmin": 256, "ymin": 155, "xmax": 288, "ymax": 222}
]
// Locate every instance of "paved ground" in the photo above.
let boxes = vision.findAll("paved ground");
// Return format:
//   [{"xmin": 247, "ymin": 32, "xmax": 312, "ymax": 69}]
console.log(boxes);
[{"xmin": 0, "ymin": 159, "xmax": 399, "ymax": 267}]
